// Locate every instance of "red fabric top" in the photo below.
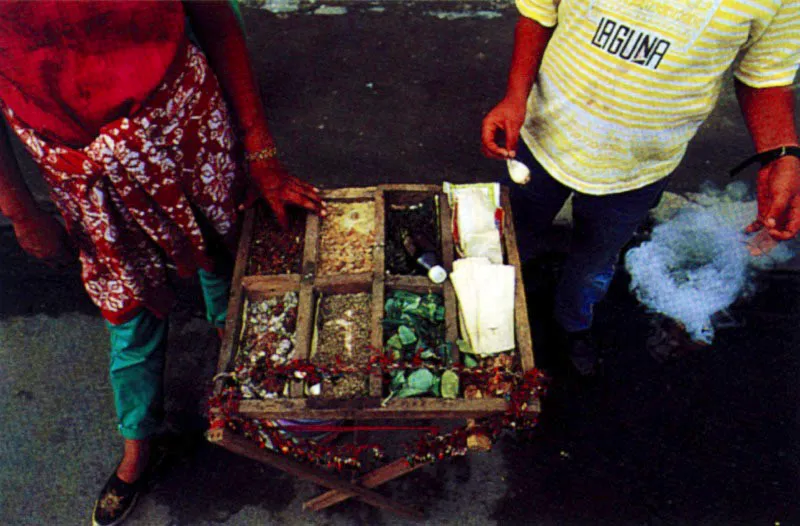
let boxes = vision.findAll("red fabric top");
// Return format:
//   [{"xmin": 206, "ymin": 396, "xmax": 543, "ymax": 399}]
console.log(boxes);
[{"xmin": 0, "ymin": 0, "xmax": 186, "ymax": 147}]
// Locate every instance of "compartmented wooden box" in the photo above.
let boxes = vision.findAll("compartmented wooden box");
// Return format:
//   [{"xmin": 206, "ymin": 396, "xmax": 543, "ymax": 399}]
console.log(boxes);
[{"xmin": 214, "ymin": 184, "xmax": 537, "ymax": 421}]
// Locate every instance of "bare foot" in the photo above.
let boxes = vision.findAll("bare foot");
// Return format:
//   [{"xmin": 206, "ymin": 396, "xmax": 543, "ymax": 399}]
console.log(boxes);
[{"xmin": 116, "ymin": 438, "xmax": 150, "ymax": 484}]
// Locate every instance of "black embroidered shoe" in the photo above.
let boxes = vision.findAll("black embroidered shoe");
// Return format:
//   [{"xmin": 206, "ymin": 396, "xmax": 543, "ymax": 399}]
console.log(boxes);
[{"xmin": 91, "ymin": 471, "xmax": 142, "ymax": 526}]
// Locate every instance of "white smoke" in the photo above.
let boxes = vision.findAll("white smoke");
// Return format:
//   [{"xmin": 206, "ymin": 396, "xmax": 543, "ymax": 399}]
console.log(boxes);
[{"xmin": 625, "ymin": 181, "xmax": 798, "ymax": 344}]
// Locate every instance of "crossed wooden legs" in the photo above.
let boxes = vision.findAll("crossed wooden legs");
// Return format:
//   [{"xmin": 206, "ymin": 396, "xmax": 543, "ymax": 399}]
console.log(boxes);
[
  {"xmin": 303, "ymin": 457, "xmax": 429, "ymax": 511},
  {"xmin": 207, "ymin": 427, "xmax": 427, "ymax": 518}
]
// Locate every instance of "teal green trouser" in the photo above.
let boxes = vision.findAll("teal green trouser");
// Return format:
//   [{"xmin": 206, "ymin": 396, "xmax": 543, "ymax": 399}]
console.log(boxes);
[{"xmin": 106, "ymin": 268, "xmax": 229, "ymax": 440}]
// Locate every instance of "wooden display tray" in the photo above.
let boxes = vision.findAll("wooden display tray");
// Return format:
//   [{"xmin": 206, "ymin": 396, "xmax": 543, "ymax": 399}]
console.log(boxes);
[
  {"xmin": 214, "ymin": 184, "xmax": 537, "ymax": 418},
  {"xmin": 209, "ymin": 184, "xmax": 538, "ymax": 517}
]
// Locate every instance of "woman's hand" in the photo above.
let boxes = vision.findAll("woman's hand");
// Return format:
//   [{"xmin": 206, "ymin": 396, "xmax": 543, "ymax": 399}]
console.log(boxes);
[
  {"xmin": 183, "ymin": 1, "xmax": 325, "ymax": 228},
  {"xmin": 241, "ymin": 158, "xmax": 326, "ymax": 228},
  {"xmin": 12, "ymin": 210, "xmax": 74, "ymax": 264}
]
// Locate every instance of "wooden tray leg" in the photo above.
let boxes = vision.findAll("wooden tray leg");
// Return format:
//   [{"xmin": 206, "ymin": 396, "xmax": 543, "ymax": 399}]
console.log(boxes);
[
  {"xmin": 304, "ymin": 457, "xmax": 430, "ymax": 512},
  {"xmin": 351, "ymin": 419, "xmax": 368, "ymax": 483},
  {"xmin": 207, "ymin": 428, "xmax": 423, "ymax": 519}
]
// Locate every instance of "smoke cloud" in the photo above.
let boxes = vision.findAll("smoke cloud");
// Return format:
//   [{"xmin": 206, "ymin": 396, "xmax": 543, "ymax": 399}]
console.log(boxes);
[{"xmin": 624, "ymin": 181, "xmax": 798, "ymax": 344}]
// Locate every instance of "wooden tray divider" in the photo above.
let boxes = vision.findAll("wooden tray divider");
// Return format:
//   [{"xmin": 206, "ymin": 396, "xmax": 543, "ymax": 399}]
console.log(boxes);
[
  {"xmin": 370, "ymin": 279, "xmax": 386, "ymax": 398},
  {"xmin": 314, "ymin": 272, "xmax": 373, "ymax": 292},
  {"xmin": 500, "ymin": 187, "xmax": 536, "ymax": 372},
  {"xmin": 385, "ymin": 278, "xmax": 443, "ymax": 296},
  {"xmin": 301, "ymin": 212, "xmax": 320, "ymax": 281},
  {"xmin": 370, "ymin": 188, "xmax": 387, "ymax": 397},
  {"xmin": 437, "ymin": 192, "xmax": 460, "ymax": 363},
  {"xmin": 443, "ymin": 282, "xmax": 459, "ymax": 363},
  {"xmin": 289, "ymin": 282, "xmax": 316, "ymax": 398},
  {"xmin": 243, "ymin": 275, "xmax": 301, "ymax": 298},
  {"xmin": 383, "ymin": 275, "xmax": 439, "ymax": 289},
  {"xmin": 215, "ymin": 208, "xmax": 256, "ymax": 391},
  {"xmin": 373, "ymin": 190, "xmax": 387, "ymax": 283},
  {"xmin": 241, "ymin": 274, "xmax": 301, "ymax": 294}
]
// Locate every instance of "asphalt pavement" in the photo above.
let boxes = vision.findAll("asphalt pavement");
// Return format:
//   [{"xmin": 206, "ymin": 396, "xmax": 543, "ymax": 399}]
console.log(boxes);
[{"xmin": 1, "ymin": 4, "xmax": 798, "ymax": 525}]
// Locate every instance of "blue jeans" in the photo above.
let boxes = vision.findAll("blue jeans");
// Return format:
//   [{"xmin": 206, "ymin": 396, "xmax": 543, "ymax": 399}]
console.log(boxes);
[{"xmin": 504, "ymin": 143, "xmax": 669, "ymax": 333}]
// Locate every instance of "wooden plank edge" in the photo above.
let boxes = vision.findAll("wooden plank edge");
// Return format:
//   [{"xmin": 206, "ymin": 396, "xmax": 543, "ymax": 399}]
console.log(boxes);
[
  {"xmin": 500, "ymin": 187, "xmax": 536, "ymax": 372},
  {"xmin": 321, "ymin": 187, "xmax": 377, "ymax": 200},
  {"xmin": 215, "ymin": 209, "xmax": 256, "ymax": 386},
  {"xmin": 378, "ymin": 183, "xmax": 440, "ymax": 193},
  {"xmin": 237, "ymin": 397, "xmax": 540, "ymax": 420}
]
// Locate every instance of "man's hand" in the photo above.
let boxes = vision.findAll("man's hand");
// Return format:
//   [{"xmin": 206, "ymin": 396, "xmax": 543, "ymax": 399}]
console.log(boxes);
[
  {"xmin": 481, "ymin": 96, "xmax": 528, "ymax": 160},
  {"xmin": 746, "ymin": 155, "xmax": 800, "ymax": 240},
  {"xmin": 481, "ymin": 16, "xmax": 553, "ymax": 160},
  {"xmin": 12, "ymin": 210, "xmax": 74, "ymax": 264},
  {"xmin": 241, "ymin": 159, "xmax": 326, "ymax": 228}
]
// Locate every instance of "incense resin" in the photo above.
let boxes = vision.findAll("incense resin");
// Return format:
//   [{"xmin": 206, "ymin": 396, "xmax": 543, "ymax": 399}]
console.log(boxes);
[
  {"xmin": 318, "ymin": 201, "xmax": 375, "ymax": 275},
  {"xmin": 248, "ymin": 207, "xmax": 305, "ymax": 275},
  {"xmin": 313, "ymin": 292, "xmax": 372, "ymax": 398}
]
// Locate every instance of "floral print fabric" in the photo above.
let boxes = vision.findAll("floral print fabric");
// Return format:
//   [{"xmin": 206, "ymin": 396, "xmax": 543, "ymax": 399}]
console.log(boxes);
[{"xmin": 2, "ymin": 43, "xmax": 245, "ymax": 324}]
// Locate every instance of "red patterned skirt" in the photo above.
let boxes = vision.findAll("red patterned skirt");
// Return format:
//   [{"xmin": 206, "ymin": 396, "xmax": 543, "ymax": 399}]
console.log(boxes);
[{"xmin": 2, "ymin": 42, "xmax": 246, "ymax": 324}]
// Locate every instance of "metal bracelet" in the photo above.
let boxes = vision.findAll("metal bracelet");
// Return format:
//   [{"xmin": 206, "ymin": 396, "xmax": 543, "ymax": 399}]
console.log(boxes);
[{"xmin": 245, "ymin": 146, "xmax": 278, "ymax": 163}]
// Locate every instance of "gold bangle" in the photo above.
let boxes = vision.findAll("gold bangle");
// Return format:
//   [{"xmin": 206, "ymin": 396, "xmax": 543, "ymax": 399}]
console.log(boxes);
[{"xmin": 245, "ymin": 146, "xmax": 278, "ymax": 163}]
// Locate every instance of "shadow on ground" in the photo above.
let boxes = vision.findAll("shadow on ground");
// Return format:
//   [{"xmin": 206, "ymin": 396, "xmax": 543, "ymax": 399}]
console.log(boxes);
[
  {"xmin": 495, "ymin": 253, "xmax": 800, "ymax": 525},
  {"xmin": 0, "ymin": 227, "xmax": 95, "ymax": 319}
]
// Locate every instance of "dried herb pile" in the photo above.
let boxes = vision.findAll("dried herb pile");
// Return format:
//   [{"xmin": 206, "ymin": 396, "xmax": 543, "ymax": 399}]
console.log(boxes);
[{"xmin": 313, "ymin": 292, "xmax": 372, "ymax": 398}]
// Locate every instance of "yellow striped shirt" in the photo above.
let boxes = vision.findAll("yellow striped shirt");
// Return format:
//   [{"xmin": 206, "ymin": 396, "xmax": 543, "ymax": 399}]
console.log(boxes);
[{"xmin": 515, "ymin": 0, "xmax": 800, "ymax": 194}]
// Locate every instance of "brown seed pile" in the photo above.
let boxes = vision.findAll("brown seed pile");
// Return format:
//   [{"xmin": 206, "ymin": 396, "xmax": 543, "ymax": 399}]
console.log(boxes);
[
  {"xmin": 248, "ymin": 207, "xmax": 305, "ymax": 275},
  {"xmin": 314, "ymin": 292, "xmax": 372, "ymax": 398},
  {"xmin": 318, "ymin": 201, "xmax": 375, "ymax": 275}
]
